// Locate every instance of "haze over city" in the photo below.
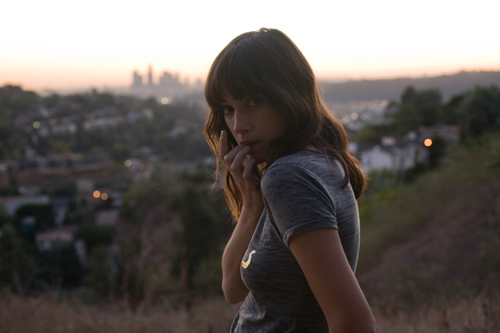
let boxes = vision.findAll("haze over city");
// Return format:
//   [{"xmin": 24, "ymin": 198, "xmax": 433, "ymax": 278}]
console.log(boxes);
[{"xmin": 2, "ymin": 0, "xmax": 499, "ymax": 91}]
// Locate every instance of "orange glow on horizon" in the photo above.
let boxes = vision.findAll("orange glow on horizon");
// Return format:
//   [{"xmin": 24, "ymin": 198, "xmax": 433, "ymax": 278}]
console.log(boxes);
[{"xmin": 4, "ymin": 64, "xmax": 500, "ymax": 92}]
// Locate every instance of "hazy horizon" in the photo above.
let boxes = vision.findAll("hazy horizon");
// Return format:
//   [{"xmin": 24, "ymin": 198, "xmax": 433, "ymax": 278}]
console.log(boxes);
[
  {"xmin": 2, "ymin": 0, "xmax": 499, "ymax": 91},
  {"xmin": 8, "ymin": 68, "xmax": 500, "ymax": 95}
]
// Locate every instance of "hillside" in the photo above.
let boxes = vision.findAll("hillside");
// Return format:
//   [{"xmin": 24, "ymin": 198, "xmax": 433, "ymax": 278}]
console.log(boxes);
[
  {"xmin": 356, "ymin": 136, "xmax": 500, "ymax": 331},
  {"xmin": 1, "ymin": 141, "xmax": 499, "ymax": 332},
  {"xmin": 319, "ymin": 71, "xmax": 500, "ymax": 102}
]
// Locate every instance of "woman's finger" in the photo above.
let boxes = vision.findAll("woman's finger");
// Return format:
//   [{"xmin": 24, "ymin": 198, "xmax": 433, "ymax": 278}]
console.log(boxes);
[
  {"xmin": 219, "ymin": 130, "xmax": 229, "ymax": 158},
  {"xmin": 242, "ymin": 156, "xmax": 258, "ymax": 181},
  {"xmin": 230, "ymin": 146, "xmax": 250, "ymax": 170}
]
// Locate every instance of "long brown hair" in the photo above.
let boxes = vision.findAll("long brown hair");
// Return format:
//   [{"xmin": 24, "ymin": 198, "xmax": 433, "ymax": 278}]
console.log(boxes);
[{"xmin": 204, "ymin": 28, "xmax": 366, "ymax": 221}]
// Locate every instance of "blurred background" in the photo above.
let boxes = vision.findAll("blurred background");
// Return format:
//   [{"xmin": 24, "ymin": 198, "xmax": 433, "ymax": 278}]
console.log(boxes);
[{"xmin": 1, "ymin": 0, "xmax": 500, "ymax": 332}]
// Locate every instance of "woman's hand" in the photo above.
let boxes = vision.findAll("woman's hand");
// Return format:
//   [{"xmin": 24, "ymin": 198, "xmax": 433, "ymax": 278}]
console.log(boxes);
[{"xmin": 219, "ymin": 130, "xmax": 261, "ymax": 205}]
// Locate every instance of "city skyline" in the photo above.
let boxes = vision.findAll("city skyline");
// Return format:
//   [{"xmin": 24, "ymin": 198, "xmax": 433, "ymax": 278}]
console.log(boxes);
[{"xmin": 2, "ymin": 0, "xmax": 499, "ymax": 91}]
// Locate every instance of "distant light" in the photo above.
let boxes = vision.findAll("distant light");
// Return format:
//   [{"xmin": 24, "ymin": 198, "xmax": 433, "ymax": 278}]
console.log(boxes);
[
  {"xmin": 101, "ymin": 192, "xmax": 108, "ymax": 200},
  {"xmin": 93, "ymin": 190, "xmax": 101, "ymax": 199},
  {"xmin": 341, "ymin": 116, "xmax": 351, "ymax": 124},
  {"xmin": 350, "ymin": 113, "xmax": 359, "ymax": 120},
  {"xmin": 124, "ymin": 159, "xmax": 132, "ymax": 167},
  {"xmin": 424, "ymin": 138, "xmax": 433, "ymax": 147},
  {"xmin": 161, "ymin": 97, "xmax": 171, "ymax": 105},
  {"xmin": 33, "ymin": 121, "xmax": 40, "ymax": 129}
]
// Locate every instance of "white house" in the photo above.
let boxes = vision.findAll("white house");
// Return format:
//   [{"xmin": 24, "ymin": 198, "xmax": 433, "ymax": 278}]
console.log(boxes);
[
  {"xmin": 0, "ymin": 195, "xmax": 50, "ymax": 216},
  {"xmin": 35, "ymin": 225, "xmax": 77, "ymax": 251},
  {"xmin": 356, "ymin": 137, "xmax": 428, "ymax": 174}
]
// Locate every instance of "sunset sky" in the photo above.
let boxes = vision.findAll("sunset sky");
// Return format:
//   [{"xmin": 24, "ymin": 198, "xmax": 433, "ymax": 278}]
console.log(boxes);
[{"xmin": 2, "ymin": 0, "xmax": 499, "ymax": 91}]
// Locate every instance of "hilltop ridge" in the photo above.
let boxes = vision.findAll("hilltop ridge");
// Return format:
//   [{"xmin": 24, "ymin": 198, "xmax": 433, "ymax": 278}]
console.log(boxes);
[{"xmin": 319, "ymin": 70, "xmax": 500, "ymax": 102}]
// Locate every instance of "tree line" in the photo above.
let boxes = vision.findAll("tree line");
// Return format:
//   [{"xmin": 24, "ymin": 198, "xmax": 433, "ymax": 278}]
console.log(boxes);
[
  {"xmin": 0, "ymin": 85, "xmax": 210, "ymax": 162},
  {"xmin": 355, "ymin": 84, "xmax": 500, "ymax": 142}
]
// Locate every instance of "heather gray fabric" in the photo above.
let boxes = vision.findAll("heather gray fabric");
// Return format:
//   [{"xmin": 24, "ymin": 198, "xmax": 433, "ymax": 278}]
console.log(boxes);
[{"xmin": 230, "ymin": 149, "xmax": 361, "ymax": 332}]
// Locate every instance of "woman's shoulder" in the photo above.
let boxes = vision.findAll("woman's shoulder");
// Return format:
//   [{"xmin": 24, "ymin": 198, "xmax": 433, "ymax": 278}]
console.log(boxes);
[
  {"xmin": 263, "ymin": 149, "xmax": 343, "ymax": 185},
  {"xmin": 271, "ymin": 149, "xmax": 321, "ymax": 165},
  {"xmin": 268, "ymin": 149, "xmax": 341, "ymax": 173}
]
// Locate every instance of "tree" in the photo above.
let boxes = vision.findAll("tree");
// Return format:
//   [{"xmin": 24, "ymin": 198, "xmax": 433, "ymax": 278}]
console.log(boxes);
[
  {"xmin": 0, "ymin": 206, "xmax": 12, "ymax": 228},
  {"xmin": 0, "ymin": 85, "xmax": 40, "ymax": 112},
  {"xmin": 84, "ymin": 245, "xmax": 116, "ymax": 300},
  {"xmin": 13, "ymin": 204, "xmax": 55, "ymax": 242},
  {"xmin": 459, "ymin": 85, "xmax": 500, "ymax": 140},
  {"xmin": 427, "ymin": 136, "xmax": 447, "ymax": 168},
  {"xmin": 441, "ymin": 93, "xmax": 464, "ymax": 125},
  {"xmin": 172, "ymin": 183, "xmax": 221, "ymax": 291},
  {"xmin": 37, "ymin": 245, "xmax": 83, "ymax": 288},
  {"xmin": 76, "ymin": 222, "xmax": 115, "ymax": 253},
  {"xmin": 417, "ymin": 89, "xmax": 442, "ymax": 126},
  {"xmin": 392, "ymin": 86, "xmax": 443, "ymax": 135},
  {"xmin": 114, "ymin": 175, "xmax": 176, "ymax": 311},
  {"xmin": 0, "ymin": 224, "xmax": 37, "ymax": 295}
]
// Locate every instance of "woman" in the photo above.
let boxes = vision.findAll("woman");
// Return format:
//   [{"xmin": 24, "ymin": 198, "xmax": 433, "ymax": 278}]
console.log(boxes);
[{"xmin": 204, "ymin": 28, "xmax": 376, "ymax": 332}]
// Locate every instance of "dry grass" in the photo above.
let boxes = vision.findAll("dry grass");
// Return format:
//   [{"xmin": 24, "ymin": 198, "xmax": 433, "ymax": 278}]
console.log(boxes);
[
  {"xmin": 1, "ymin": 291, "xmax": 498, "ymax": 332},
  {"xmin": 0, "ymin": 292, "xmax": 239, "ymax": 333},
  {"xmin": 372, "ymin": 290, "xmax": 500, "ymax": 333}
]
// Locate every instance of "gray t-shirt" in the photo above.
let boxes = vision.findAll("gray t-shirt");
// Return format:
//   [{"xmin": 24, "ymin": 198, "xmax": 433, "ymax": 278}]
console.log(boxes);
[{"xmin": 230, "ymin": 149, "xmax": 360, "ymax": 332}]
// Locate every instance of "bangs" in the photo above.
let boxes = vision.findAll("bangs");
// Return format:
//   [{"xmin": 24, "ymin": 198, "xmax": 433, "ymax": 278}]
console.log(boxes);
[{"xmin": 205, "ymin": 41, "xmax": 270, "ymax": 109}]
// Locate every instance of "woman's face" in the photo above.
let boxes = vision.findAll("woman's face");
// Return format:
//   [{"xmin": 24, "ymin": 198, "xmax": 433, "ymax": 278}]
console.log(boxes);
[{"xmin": 221, "ymin": 92, "xmax": 287, "ymax": 164}]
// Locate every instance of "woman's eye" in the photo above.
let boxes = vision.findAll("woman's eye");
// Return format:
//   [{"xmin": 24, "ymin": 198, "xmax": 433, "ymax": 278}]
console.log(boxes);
[
  {"xmin": 222, "ymin": 106, "xmax": 234, "ymax": 115},
  {"xmin": 248, "ymin": 97, "xmax": 264, "ymax": 106}
]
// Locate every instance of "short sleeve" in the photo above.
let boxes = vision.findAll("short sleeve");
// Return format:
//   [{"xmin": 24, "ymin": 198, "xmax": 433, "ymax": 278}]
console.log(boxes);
[{"xmin": 261, "ymin": 163, "xmax": 338, "ymax": 246}]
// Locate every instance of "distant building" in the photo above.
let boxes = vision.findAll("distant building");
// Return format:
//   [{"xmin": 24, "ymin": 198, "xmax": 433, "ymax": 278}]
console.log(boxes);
[
  {"xmin": 132, "ymin": 70, "xmax": 143, "ymax": 87},
  {"xmin": 418, "ymin": 125, "xmax": 459, "ymax": 143},
  {"xmin": 35, "ymin": 226, "xmax": 87, "ymax": 265},
  {"xmin": 129, "ymin": 65, "xmax": 191, "ymax": 100},
  {"xmin": 0, "ymin": 195, "xmax": 50, "ymax": 216},
  {"xmin": 35, "ymin": 226, "xmax": 77, "ymax": 251},
  {"xmin": 95, "ymin": 209, "xmax": 119, "ymax": 226},
  {"xmin": 355, "ymin": 137, "xmax": 428, "ymax": 173},
  {"xmin": 147, "ymin": 64, "xmax": 154, "ymax": 87},
  {"xmin": 159, "ymin": 71, "xmax": 181, "ymax": 87}
]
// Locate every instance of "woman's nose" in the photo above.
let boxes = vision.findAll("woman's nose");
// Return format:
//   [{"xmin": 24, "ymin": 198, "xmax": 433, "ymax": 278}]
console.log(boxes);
[{"xmin": 232, "ymin": 111, "xmax": 250, "ymax": 134}]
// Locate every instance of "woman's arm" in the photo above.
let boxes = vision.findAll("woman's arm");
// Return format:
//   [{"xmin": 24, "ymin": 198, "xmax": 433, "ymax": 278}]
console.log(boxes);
[
  {"xmin": 219, "ymin": 130, "xmax": 263, "ymax": 304},
  {"xmin": 221, "ymin": 202, "xmax": 263, "ymax": 304},
  {"xmin": 289, "ymin": 228, "xmax": 376, "ymax": 333}
]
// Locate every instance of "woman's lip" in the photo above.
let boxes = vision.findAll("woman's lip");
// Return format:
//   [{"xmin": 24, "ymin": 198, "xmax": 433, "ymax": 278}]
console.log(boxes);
[
  {"xmin": 240, "ymin": 141, "xmax": 256, "ymax": 147},
  {"xmin": 240, "ymin": 141, "xmax": 257, "ymax": 154}
]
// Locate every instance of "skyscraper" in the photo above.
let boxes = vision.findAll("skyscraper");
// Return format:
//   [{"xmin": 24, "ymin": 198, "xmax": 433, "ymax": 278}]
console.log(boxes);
[
  {"xmin": 147, "ymin": 64, "xmax": 154, "ymax": 87},
  {"xmin": 132, "ymin": 70, "xmax": 143, "ymax": 87}
]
